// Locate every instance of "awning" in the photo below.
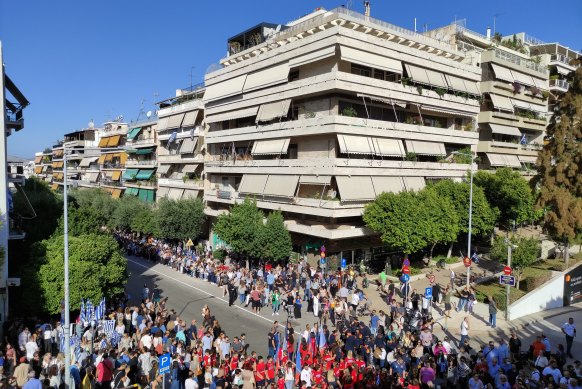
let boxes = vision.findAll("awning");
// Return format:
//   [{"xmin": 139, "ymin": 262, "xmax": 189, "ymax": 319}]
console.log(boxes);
[
  {"xmin": 205, "ymin": 106, "xmax": 259, "ymax": 124},
  {"xmin": 35, "ymin": 166, "xmax": 43, "ymax": 174},
  {"xmin": 42, "ymin": 165, "xmax": 48, "ymax": 172},
  {"xmin": 111, "ymin": 171, "xmax": 122, "ymax": 181},
  {"xmin": 290, "ymin": 45, "xmax": 336, "ymax": 68},
  {"xmin": 486, "ymin": 153, "xmax": 521, "ymax": 168},
  {"xmin": 511, "ymin": 70, "xmax": 535, "ymax": 86},
  {"xmin": 372, "ymin": 176, "xmax": 405, "ymax": 195},
  {"xmin": 336, "ymin": 176, "xmax": 376, "ymax": 201},
  {"xmin": 122, "ymin": 169, "xmax": 139, "ymax": 180},
  {"xmin": 158, "ymin": 164, "xmax": 172, "ymax": 175},
  {"xmin": 203, "ymin": 74, "xmax": 247, "ymax": 102},
  {"xmin": 256, "ymin": 99, "xmax": 292, "ymax": 122},
  {"xmin": 489, "ymin": 124, "xmax": 521, "ymax": 137},
  {"xmin": 86, "ymin": 172, "xmax": 100, "ymax": 183},
  {"xmin": 532, "ymin": 77, "xmax": 548, "ymax": 90},
  {"xmin": 182, "ymin": 164, "xmax": 200, "ymax": 173},
  {"xmin": 519, "ymin": 155, "xmax": 538, "ymax": 164},
  {"xmin": 357, "ymin": 93, "xmax": 407, "ymax": 108},
  {"xmin": 98, "ymin": 137, "xmax": 109, "ymax": 147},
  {"xmin": 107, "ymin": 135, "xmax": 121, "ymax": 147},
  {"xmin": 182, "ymin": 189, "xmax": 200, "ymax": 199},
  {"xmin": 104, "ymin": 154, "xmax": 113, "ymax": 162},
  {"xmin": 404, "ymin": 64, "xmax": 430, "ymax": 85},
  {"xmin": 157, "ymin": 186, "xmax": 170, "ymax": 198},
  {"xmin": 511, "ymin": 99, "xmax": 534, "ymax": 111},
  {"xmin": 244, "ymin": 62, "xmax": 290, "ymax": 93},
  {"xmin": 490, "ymin": 64, "xmax": 514, "ymax": 83},
  {"xmin": 299, "ymin": 175, "xmax": 332, "ymax": 185},
  {"xmin": 111, "ymin": 189, "xmax": 122, "ymax": 199},
  {"xmin": 238, "ymin": 174, "xmax": 269, "ymax": 195},
  {"xmin": 167, "ymin": 188, "xmax": 184, "ymax": 200},
  {"xmin": 405, "ymin": 140, "xmax": 446, "ymax": 156},
  {"xmin": 119, "ymin": 153, "xmax": 128, "ymax": 165},
  {"xmin": 251, "ymin": 138, "xmax": 290, "ymax": 155},
  {"xmin": 79, "ymin": 157, "xmax": 98, "ymax": 167},
  {"xmin": 340, "ymin": 46, "xmax": 402, "ymax": 74},
  {"xmin": 263, "ymin": 175, "xmax": 299, "ymax": 197},
  {"xmin": 425, "ymin": 68, "xmax": 448, "ymax": 88},
  {"xmin": 136, "ymin": 169, "xmax": 155, "ymax": 180},
  {"xmin": 138, "ymin": 189, "xmax": 155, "ymax": 203},
  {"xmin": 51, "ymin": 183, "xmax": 59, "ymax": 190},
  {"xmin": 135, "ymin": 148, "xmax": 155, "ymax": 155},
  {"xmin": 125, "ymin": 187, "xmax": 138, "ymax": 196},
  {"xmin": 444, "ymin": 74, "xmax": 480, "ymax": 95},
  {"xmin": 157, "ymin": 116, "xmax": 169, "ymax": 132},
  {"xmin": 371, "ymin": 138, "xmax": 406, "ymax": 157},
  {"xmin": 34, "ymin": 155, "xmax": 42, "ymax": 164},
  {"xmin": 504, "ymin": 154, "xmax": 522, "ymax": 168},
  {"xmin": 98, "ymin": 155, "xmax": 106, "ymax": 164},
  {"xmin": 127, "ymin": 127, "xmax": 143, "ymax": 140},
  {"xmin": 179, "ymin": 137, "xmax": 198, "ymax": 154},
  {"xmin": 489, "ymin": 94, "xmax": 514, "ymax": 112},
  {"xmin": 181, "ymin": 110, "xmax": 200, "ymax": 128},
  {"xmin": 166, "ymin": 113, "xmax": 185, "ymax": 130},
  {"xmin": 53, "ymin": 149, "xmax": 63, "ymax": 157},
  {"xmin": 403, "ymin": 177, "xmax": 426, "ymax": 191},
  {"xmin": 337, "ymin": 134, "xmax": 373, "ymax": 154}
]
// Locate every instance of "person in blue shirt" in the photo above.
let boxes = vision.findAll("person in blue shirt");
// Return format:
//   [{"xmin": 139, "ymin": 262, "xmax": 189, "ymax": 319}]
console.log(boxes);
[
  {"xmin": 487, "ymin": 357, "xmax": 502, "ymax": 383},
  {"xmin": 390, "ymin": 355, "xmax": 406, "ymax": 378},
  {"xmin": 370, "ymin": 311, "xmax": 379, "ymax": 336},
  {"xmin": 497, "ymin": 339, "xmax": 510, "ymax": 363},
  {"xmin": 70, "ymin": 361, "xmax": 81, "ymax": 388},
  {"xmin": 266, "ymin": 272, "xmax": 275, "ymax": 292}
]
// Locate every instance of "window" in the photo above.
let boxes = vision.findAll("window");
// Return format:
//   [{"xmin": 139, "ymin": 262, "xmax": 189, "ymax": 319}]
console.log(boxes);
[
  {"xmin": 234, "ymin": 177, "xmax": 242, "ymax": 190},
  {"xmin": 373, "ymin": 69, "xmax": 386, "ymax": 80},
  {"xmin": 351, "ymin": 64, "xmax": 372, "ymax": 77},
  {"xmin": 287, "ymin": 144, "xmax": 298, "ymax": 159},
  {"xmin": 289, "ymin": 70, "xmax": 299, "ymax": 82}
]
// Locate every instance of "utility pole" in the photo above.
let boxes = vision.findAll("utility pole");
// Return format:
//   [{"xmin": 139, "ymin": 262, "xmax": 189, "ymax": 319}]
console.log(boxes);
[
  {"xmin": 505, "ymin": 241, "xmax": 512, "ymax": 321},
  {"xmin": 63, "ymin": 148, "xmax": 71, "ymax": 389}
]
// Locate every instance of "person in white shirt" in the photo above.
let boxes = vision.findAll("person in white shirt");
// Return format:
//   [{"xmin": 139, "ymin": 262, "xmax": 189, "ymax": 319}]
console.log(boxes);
[
  {"xmin": 25, "ymin": 333, "xmax": 39, "ymax": 361},
  {"xmin": 184, "ymin": 371, "xmax": 199, "ymax": 389},
  {"xmin": 300, "ymin": 365, "xmax": 312, "ymax": 387},
  {"xmin": 350, "ymin": 292, "xmax": 360, "ymax": 311},
  {"xmin": 562, "ymin": 317, "xmax": 577, "ymax": 358},
  {"xmin": 542, "ymin": 360, "xmax": 563, "ymax": 384}
]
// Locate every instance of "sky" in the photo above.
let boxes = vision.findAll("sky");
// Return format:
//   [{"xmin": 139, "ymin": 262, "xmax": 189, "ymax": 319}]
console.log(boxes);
[{"xmin": 1, "ymin": 0, "xmax": 581, "ymax": 158}]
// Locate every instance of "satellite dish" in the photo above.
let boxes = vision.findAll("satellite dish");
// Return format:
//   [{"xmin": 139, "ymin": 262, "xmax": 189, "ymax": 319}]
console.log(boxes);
[
  {"xmin": 146, "ymin": 111, "xmax": 152, "ymax": 118},
  {"xmin": 88, "ymin": 120, "xmax": 94, "ymax": 129},
  {"xmin": 275, "ymin": 24, "xmax": 282, "ymax": 33}
]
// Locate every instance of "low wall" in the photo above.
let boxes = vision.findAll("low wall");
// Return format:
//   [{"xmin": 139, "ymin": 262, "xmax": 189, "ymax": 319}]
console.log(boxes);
[{"xmin": 508, "ymin": 273, "xmax": 565, "ymax": 320}]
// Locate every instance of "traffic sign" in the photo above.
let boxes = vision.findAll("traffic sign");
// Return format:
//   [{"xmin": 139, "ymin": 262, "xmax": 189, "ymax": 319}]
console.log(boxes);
[
  {"xmin": 402, "ymin": 266, "xmax": 410, "ymax": 275},
  {"xmin": 6, "ymin": 277, "xmax": 20, "ymax": 286},
  {"xmin": 186, "ymin": 239, "xmax": 193, "ymax": 247},
  {"xmin": 403, "ymin": 258, "xmax": 411, "ymax": 267},
  {"xmin": 320, "ymin": 257, "xmax": 326, "ymax": 265},
  {"xmin": 463, "ymin": 256, "xmax": 471, "ymax": 267},
  {"xmin": 503, "ymin": 266, "xmax": 512, "ymax": 275},
  {"xmin": 499, "ymin": 275, "xmax": 516, "ymax": 286},
  {"xmin": 341, "ymin": 258, "xmax": 347, "ymax": 269},
  {"xmin": 159, "ymin": 353, "xmax": 171, "ymax": 375},
  {"xmin": 401, "ymin": 274, "xmax": 410, "ymax": 283},
  {"xmin": 428, "ymin": 274, "xmax": 436, "ymax": 284},
  {"xmin": 425, "ymin": 287, "xmax": 433, "ymax": 299}
]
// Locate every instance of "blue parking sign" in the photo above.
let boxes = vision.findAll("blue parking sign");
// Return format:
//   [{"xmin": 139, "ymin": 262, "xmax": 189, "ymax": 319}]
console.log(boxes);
[
  {"xmin": 159, "ymin": 353, "xmax": 171, "ymax": 375},
  {"xmin": 425, "ymin": 287, "xmax": 433, "ymax": 299}
]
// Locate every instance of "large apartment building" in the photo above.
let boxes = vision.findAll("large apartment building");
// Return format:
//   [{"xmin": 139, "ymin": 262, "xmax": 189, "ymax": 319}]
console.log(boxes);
[
  {"xmin": 202, "ymin": 7, "xmax": 482, "ymax": 262},
  {"xmin": 97, "ymin": 121, "xmax": 128, "ymax": 199},
  {"xmin": 122, "ymin": 117, "xmax": 158, "ymax": 203}
]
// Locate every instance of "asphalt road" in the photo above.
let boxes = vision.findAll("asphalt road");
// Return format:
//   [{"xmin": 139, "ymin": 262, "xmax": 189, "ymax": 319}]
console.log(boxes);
[{"xmin": 124, "ymin": 255, "xmax": 277, "ymax": 356}]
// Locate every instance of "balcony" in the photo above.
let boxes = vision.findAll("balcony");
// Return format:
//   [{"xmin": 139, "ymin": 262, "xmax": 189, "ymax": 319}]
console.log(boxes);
[
  {"xmin": 126, "ymin": 159, "xmax": 157, "ymax": 167},
  {"xmin": 491, "ymin": 49, "xmax": 547, "ymax": 75},
  {"xmin": 101, "ymin": 163, "xmax": 124, "ymax": 169},
  {"xmin": 478, "ymin": 111, "xmax": 546, "ymax": 131},
  {"xmin": 549, "ymin": 79, "xmax": 570, "ymax": 92},
  {"xmin": 124, "ymin": 181, "xmax": 156, "ymax": 189},
  {"xmin": 157, "ymin": 154, "xmax": 203, "ymax": 164},
  {"xmin": 158, "ymin": 178, "xmax": 203, "ymax": 189},
  {"xmin": 99, "ymin": 179, "xmax": 124, "ymax": 188},
  {"xmin": 550, "ymin": 54, "xmax": 577, "ymax": 71},
  {"xmin": 129, "ymin": 137, "xmax": 157, "ymax": 147},
  {"xmin": 477, "ymin": 140, "xmax": 542, "ymax": 156}
]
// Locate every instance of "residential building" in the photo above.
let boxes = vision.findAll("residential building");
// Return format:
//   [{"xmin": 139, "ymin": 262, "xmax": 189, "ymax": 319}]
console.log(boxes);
[
  {"xmin": 155, "ymin": 85, "xmax": 205, "ymax": 203},
  {"xmin": 123, "ymin": 117, "xmax": 158, "ymax": 203},
  {"xmin": 97, "ymin": 121, "xmax": 128, "ymax": 199},
  {"xmin": 50, "ymin": 144, "xmax": 64, "ymax": 190},
  {"xmin": 8, "ymin": 156, "xmax": 34, "ymax": 179},
  {"xmin": 202, "ymin": 7, "xmax": 481, "ymax": 262},
  {"xmin": 62, "ymin": 126, "xmax": 102, "ymax": 189}
]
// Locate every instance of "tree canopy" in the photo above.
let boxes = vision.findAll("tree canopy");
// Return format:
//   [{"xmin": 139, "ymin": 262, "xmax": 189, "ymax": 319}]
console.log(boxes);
[
  {"xmin": 156, "ymin": 197, "xmax": 205, "ymax": 241},
  {"xmin": 417, "ymin": 187, "xmax": 461, "ymax": 257},
  {"xmin": 254, "ymin": 211, "xmax": 293, "ymax": 262}
]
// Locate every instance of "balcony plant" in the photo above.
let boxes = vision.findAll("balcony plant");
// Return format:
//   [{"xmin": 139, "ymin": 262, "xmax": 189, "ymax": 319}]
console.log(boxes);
[
  {"xmin": 341, "ymin": 107, "xmax": 358, "ymax": 117},
  {"xmin": 405, "ymin": 152, "xmax": 418, "ymax": 162},
  {"xmin": 463, "ymin": 122, "xmax": 474, "ymax": 132},
  {"xmin": 434, "ymin": 87, "xmax": 447, "ymax": 98},
  {"xmin": 541, "ymin": 91, "xmax": 550, "ymax": 101},
  {"xmin": 416, "ymin": 85, "xmax": 423, "ymax": 95},
  {"xmin": 401, "ymin": 77, "xmax": 411, "ymax": 86}
]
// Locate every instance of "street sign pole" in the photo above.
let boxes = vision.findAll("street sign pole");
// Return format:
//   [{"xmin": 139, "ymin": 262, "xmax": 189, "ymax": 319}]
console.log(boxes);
[{"xmin": 506, "ymin": 244, "xmax": 512, "ymax": 321}]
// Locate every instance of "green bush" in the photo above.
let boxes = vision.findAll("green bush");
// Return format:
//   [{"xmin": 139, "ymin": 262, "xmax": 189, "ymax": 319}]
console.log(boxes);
[
  {"xmin": 433, "ymin": 255, "xmax": 460, "ymax": 265},
  {"xmin": 212, "ymin": 249, "xmax": 227, "ymax": 260},
  {"xmin": 474, "ymin": 283, "xmax": 526, "ymax": 311},
  {"xmin": 392, "ymin": 266, "xmax": 422, "ymax": 277}
]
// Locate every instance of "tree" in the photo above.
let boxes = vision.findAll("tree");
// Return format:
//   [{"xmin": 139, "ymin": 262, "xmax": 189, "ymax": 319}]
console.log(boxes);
[
  {"xmin": 255, "ymin": 211, "xmax": 292, "ymax": 262},
  {"xmin": 535, "ymin": 65, "xmax": 582, "ymax": 265},
  {"xmin": 417, "ymin": 188, "xmax": 461, "ymax": 258},
  {"xmin": 110, "ymin": 196, "xmax": 148, "ymax": 232},
  {"xmin": 213, "ymin": 199, "xmax": 264, "ymax": 258},
  {"xmin": 131, "ymin": 205, "xmax": 159, "ymax": 236},
  {"xmin": 363, "ymin": 191, "xmax": 427, "ymax": 257},
  {"xmin": 490, "ymin": 235, "xmax": 541, "ymax": 289},
  {"xmin": 157, "ymin": 198, "xmax": 205, "ymax": 241},
  {"xmin": 23, "ymin": 234, "xmax": 128, "ymax": 314},
  {"xmin": 474, "ymin": 168, "xmax": 536, "ymax": 227},
  {"xmin": 56, "ymin": 188, "xmax": 118, "ymax": 236}
]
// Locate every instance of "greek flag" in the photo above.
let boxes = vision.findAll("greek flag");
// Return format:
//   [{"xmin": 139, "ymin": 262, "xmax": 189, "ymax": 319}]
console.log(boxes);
[
  {"xmin": 168, "ymin": 131, "xmax": 177, "ymax": 144},
  {"xmin": 295, "ymin": 338, "xmax": 302, "ymax": 373},
  {"xmin": 103, "ymin": 320, "xmax": 116, "ymax": 336},
  {"xmin": 520, "ymin": 133, "xmax": 527, "ymax": 145},
  {"xmin": 59, "ymin": 334, "xmax": 77, "ymax": 353},
  {"xmin": 99, "ymin": 338, "xmax": 108, "ymax": 350},
  {"xmin": 318, "ymin": 328, "xmax": 326, "ymax": 349},
  {"xmin": 111, "ymin": 331, "xmax": 121, "ymax": 347},
  {"xmin": 80, "ymin": 299, "xmax": 86, "ymax": 323},
  {"xmin": 86, "ymin": 300, "xmax": 95, "ymax": 321},
  {"xmin": 96, "ymin": 297, "xmax": 106, "ymax": 321},
  {"xmin": 471, "ymin": 252, "xmax": 480, "ymax": 264}
]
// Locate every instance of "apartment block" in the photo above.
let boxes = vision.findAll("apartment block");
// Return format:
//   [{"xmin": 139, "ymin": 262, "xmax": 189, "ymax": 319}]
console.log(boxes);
[
  {"xmin": 64, "ymin": 127, "xmax": 102, "ymax": 189},
  {"xmin": 155, "ymin": 86, "xmax": 205, "ymax": 202},
  {"xmin": 202, "ymin": 7, "xmax": 482, "ymax": 260},
  {"xmin": 97, "ymin": 121, "xmax": 128, "ymax": 199},
  {"xmin": 123, "ymin": 118, "xmax": 158, "ymax": 203}
]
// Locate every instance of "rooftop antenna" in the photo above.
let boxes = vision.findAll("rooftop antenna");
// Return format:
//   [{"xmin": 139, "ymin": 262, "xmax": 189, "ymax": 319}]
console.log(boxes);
[
  {"xmin": 136, "ymin": 98, "xmax": 146, "ymax": 121},
  {"xmin": 88, "ymin": 119, "xmax": 94, "ymax": 129},
  {"xmin": 363, "ymin": 1, "xmax": 370, "ymax": 17},
  {"xmin": 493, "ymin": 13, "xmax": 502, "ymax": 34},
  {"xmin": 189, "ymin": 66, "xmax": 196, "ymax": 89}
]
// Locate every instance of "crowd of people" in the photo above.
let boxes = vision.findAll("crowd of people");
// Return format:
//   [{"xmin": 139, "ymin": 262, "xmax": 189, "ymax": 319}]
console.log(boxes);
[{"xmin": 0, "ymin": 233, "xmax": 578, "ymax": 389}]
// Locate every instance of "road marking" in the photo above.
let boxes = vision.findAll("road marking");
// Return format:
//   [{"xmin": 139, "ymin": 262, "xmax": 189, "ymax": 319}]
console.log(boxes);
[{"xmin": 127, "ymin": 257, "xmax": 285, "ymax": 328}]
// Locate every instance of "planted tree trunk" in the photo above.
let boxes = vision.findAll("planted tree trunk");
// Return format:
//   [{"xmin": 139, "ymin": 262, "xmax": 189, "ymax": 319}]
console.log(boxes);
[
  {"xmin": 564, "ymin": 239, "xmax": 570, "ymax": 268},
  {"xmin": 447, "ymin": 242, "xmax": 454, "ymax": 258}
]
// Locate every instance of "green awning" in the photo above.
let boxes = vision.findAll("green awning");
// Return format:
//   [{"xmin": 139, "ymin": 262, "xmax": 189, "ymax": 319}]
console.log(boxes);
[
  {"xmin": 135, "ymin": 147, "xmax": 154, "ymax": 155},
  {"xmin": 139, "ymin": 189, "xmax": 155, "ymax": 203},
  {"xmin": 125, "ymin": 149, "xmax": 137, "ymax": 154},
  {"xmin": 125, "ymin": 187, "xmax": 138, "ymax": 196},
  {"xmin": 127, "ymin": 127, "xmax": 143, "ymax": 140},
  {"xmin": 135, "ymin": 169, "xmax": 155, "ymax": 180},
  {"xmin": 122, "ymin": 169, "xmax": 139, "ymax": 180}
]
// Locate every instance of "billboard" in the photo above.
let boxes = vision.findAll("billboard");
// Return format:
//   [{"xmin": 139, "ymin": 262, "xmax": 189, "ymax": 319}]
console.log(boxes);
[{"xmin": 563, "ymin": 263, "xmax": 582, "ymax": 306}]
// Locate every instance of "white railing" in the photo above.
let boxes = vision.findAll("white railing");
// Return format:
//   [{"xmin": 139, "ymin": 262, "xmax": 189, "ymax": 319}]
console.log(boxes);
[
  {"xmin": 549, "ymin": 79, "xmax": 570, "ymax": 90},
  {"xmin": 495, "ymin": 49, "xmax": 547, "ymax": 74},
  {"xmin": 126, "ymin": 159, "xmax": 157, "ymax": 166},
  {"xmin": 524, "ymin": 34, "xmax": 545, "ymax": 46}
]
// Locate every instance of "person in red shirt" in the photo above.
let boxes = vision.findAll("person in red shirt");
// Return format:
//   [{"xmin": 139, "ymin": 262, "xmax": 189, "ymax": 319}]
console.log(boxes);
[
  {"xmin": 96, "ymin": 353, "xmax": 114, "ymax": 388},
  {"xmin": 254, "ymin": 356, "xmax": 266, "ymax": 387},
  {"xmin": 266, "ymin": 356, "xmax": 276, "ymax": 384},
  {"xmin": 277, "ymin": 372, "xmax": 285, "ymax": 389},
  {"xmin": 229, "ymin": 354, "xmax": 239, "ymax": 371},
  {"xmin": 312, "ymin": 365, "xmax": 323, "ymax": 386}
]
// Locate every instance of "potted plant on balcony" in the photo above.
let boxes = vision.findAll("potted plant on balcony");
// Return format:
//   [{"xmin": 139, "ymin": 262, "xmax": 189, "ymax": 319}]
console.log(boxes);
[
  {"xmin": 182, "ymin": 174, "xmax": 189, "ymax": 183},
  {"xmin": 511, "ymin": 82, "xmax": 522, "ymax": 94},
  {"xmin": 434, "ymin": 87, "xmax": 447, "ymax": 98},
  {"xmin": 341, "ymin": 107, "xmax": 358, "ymax": 117},
  {"xmin": 405, "ymin": 152, "xmax": 418, "ymax": 162},
  {"xmin": 401, "ymin": 77, "xmax": 411, "ymax": 86},
  {"xmin": 416, "ymin": 85, "xmax": 423, "ymax": 95}
]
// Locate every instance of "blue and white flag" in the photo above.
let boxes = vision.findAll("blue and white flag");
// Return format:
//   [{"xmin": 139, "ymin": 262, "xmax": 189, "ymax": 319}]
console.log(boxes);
[
  {"xmin": 318, "ymin": 328, "xmax": 326, "ymax": 349},
  {"xmin": 111, "ymin": 331, "xmax": 121, "ymax": 347},
  {"xmin": 80, "ymin": 299, "xmax": 86, "ymax": 323},
  {"xmin": 103, "ymin": 320, "xmax": 116, "ymax": 336},
  {"xmin": 96, "ymin": 297, "xmax": 106, "ymax": 321},
  {"xmin": 471, "ymin": 252, "xmax": 480, "ymax": 264},
  {"xmin": 86, "ymin": 300, "xmax": 94, "ymax": 322},
  {"xmin": 295, "ymin": 338, "xmax": 302, "ymax": 373},
  {"xmin": 168, "ymin": 131, "xmax": 177, "ymax": 144},
  {"xmin": 520, "ymin": 133, "xmax": 527, "ymax": 145}
]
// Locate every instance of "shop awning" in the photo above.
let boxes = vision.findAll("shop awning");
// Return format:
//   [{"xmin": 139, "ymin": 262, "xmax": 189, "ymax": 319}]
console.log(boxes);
[
  {"xmin": 263, "ymin": 175, "xmax": 299, "ymax": 197},
  {"xmin": 299, "ymin": 175, "xmax": 332, "ymax": 185},
  {"xmin": 182, "ymin": 189, "xmax": 200, "ymax": 199},
  {"xmin": 158, "ymin": 164, "xmax": 172, "ymax": 175},
  {"xmin": 403, "ymin": 177, "xmax": 426, "ymax": 191},
  {"xmin": 489, "ymin": 124, "xmax": 521, "ymax": 137},
  {"xmin": 135, "ymin": 169, "xmax": 155, "ymax": 180},
  {"xmin": 371, "ymin": 138, "xmax": 406, "ymax": 157},
  {"xmin": 244, "ymin": 62, "xmax": 290, "ymax": 93},
  {"xmin": 372, "ymin": 176, "xmax": 405, "ymax": 195},
  {"xmin": 138, "ymin": 189, "xmax": 155, "ymax": 203},
  {"xmin": 111, "ymin": 189, "xmax": 122, "ymax": 199},
  {"xmin": 107, "ymin": 135, "xmax": 121, "ymax": 147},
  {"xmin": 203, "ymin": 74, "xmax": 247, "ymax": 102},
  {"xmin": 340, "ymin": 45, "xmax": 402, "ymax": 74},
  {"xmin": 290, "ymin": 45, "xmax": 336, "ymax": 68},
  {"xmin": 179, "ymin": 137, "xmax": 198, "ymax": 154},
  {"xmin": 337, "ymin": 134, "xmax": 373, "ymax": 154},
  {"xmin": 205, "ymin": 106, "xmax": 259, "ymax": 124},
  {"xmin": 167, "ymin": 188, "xmax": 184, "ymax": 200},
  {"xmin": 135, "ymin": 148, "xmax": 155, "ymax": 155},
  {"xmin": 489, "ymin": 93, "xmax": 514, "ymax": 112},
  {"xmin": 491, "ymin": 64, "xmax": 514, "ymax": 83},
  {"xmin": 336, "ymin": 176, "xmax": 376, "ymax": 201},
  {"xmin": 98, "ymin": 137, "xmax": 109, "ymax": 147},
  {"xmin": 127, "ymin": 127, "xmax": 143, "ymax": 140},
  {"xmin": 251, "ymin": 138, "xmax": 290, "ymax": 155},
  {"xmin": 519, "ymin": 155, "xmax": 538, "ymax": 164},
  {"xmin": 157, "ymin": 186, "xmax": 170, "ymax": 198},
  {"xmin": 511, "ymin": 70, "xmax": 535, "ymax": 86},
  {"xmin": 405, "ymin": 140, "xmax": 446, "ymax": 156},
  {"xmin": 111, "ymin": 171, "xmax": 122, "ymax": 181},
  {"xmin": 122, "ymin": 169, "xmax": 139, "ymax": 180},
  {"xmin": 181, "ymin": 110, "xmax": 200, "ymax": 128},
  {"xmin": 167, "ymin": 113, "xmax": 185, "ymax": 130},
  {"xmin": 239, "ymin": 174, "xmax": 269, "ymax": 195},
  {"xmin": 182, "ymin": 164, "xmax": 200, "ymax": 173},
  {"xmin": 256, "ymin": 99, "xmax": 292, "ymax": 122}
]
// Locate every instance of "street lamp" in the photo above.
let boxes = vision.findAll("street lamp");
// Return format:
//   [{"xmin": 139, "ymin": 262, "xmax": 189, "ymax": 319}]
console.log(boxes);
[{"xmin": 452, "ymin": 150, "xmax": 478, "ymax": 289}]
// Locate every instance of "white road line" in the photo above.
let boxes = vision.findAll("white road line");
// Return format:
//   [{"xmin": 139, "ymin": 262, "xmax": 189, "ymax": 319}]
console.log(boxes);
[{"xmin": 127, "ymin": 257, "xmax": 285, "ymax": 328}]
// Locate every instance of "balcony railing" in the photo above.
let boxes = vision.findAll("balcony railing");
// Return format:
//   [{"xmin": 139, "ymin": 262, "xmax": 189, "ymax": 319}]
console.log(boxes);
[
  {"xmin": 131, "ymin": 137, "xmax": 156, "ymax": 145},
  {"xmin": 126, "ymin": 159, "xmax": 157, "ymax": 166},
  {"xmin": 549, "ymin": 79, "xmax": 570, "ymax": 90},
  {"xmin": 494, "ymin": 49, "xmax": 547, "ymax": 74},
  {"xmin": 550, "ymin": 54, "xmax": 575, "ymax": 67}
]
